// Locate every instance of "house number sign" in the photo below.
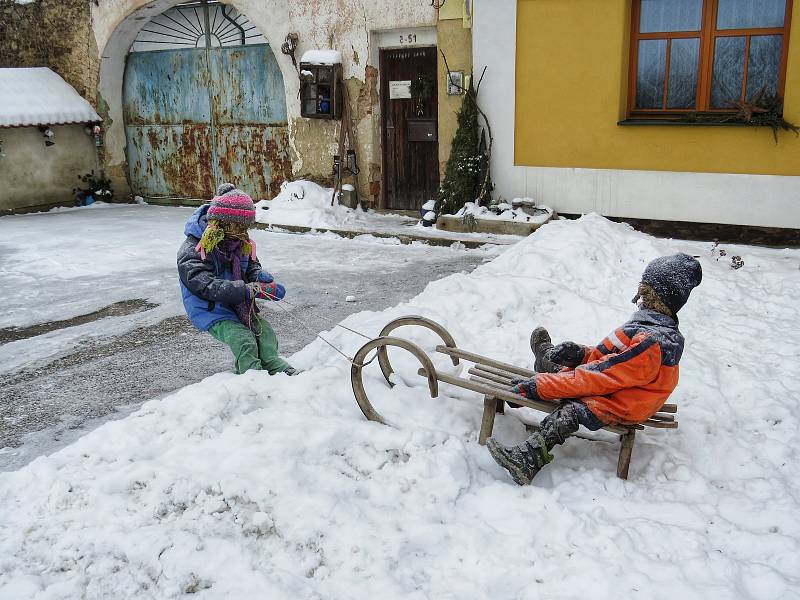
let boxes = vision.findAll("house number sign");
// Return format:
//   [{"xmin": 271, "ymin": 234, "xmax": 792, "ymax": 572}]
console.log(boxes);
[{"xmin": 376, "ymin": 28, "xmax": 436, "ymax": 49}]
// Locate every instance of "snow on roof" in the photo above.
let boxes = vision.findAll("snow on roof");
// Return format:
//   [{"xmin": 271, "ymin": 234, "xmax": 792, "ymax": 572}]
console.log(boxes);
[
  {"xmin": 0, "ymin": 68, "xmax": 101, "ymax": 128},
  {"xmin": 300, "ymin": 49, "xmax": 343, "ymax": 65}
]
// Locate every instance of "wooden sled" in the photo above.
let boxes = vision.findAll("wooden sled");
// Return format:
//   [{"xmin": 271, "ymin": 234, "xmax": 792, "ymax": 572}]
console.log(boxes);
[{"xmin": 350, "ymin": 315, "xmax": 678, "ymax": 480}]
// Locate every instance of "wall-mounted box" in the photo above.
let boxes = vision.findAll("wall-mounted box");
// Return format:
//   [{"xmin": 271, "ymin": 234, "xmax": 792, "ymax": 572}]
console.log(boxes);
[
  {"xmin": 299, "ymin": 50, "xmax": 343, "ymax": 120},
  {"xmin": 407, "ymin": 118, "xmax": 438, "ymax": 142}
]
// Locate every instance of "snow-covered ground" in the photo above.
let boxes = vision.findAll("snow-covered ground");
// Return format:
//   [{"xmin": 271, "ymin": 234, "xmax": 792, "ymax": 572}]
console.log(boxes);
[
  {"xmin": 0, "ymin": 202, "xmax": 501, "ymax": 376},
  {"xmin": 0, "ymin": 202, "xmax": 497, "ymax": 472},
  {"xmin": 2, "ymin": 214, "xmax": 799, "ymax": 599}
]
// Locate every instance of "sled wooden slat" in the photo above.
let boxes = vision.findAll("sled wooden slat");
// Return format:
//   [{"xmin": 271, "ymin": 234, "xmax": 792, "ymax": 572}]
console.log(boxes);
[
  {"xmin": 641, "ymin": 420, "xmax": 679, "ymax": 429},
  {"xmin": 467, "ymin": 367, "xmax": 514, "ymax": 387},
  {"xmin": 469, "ymin": 373, "xmax": 513, "ymax": 393},
  {"xmin": 435, "ymin": 345, "xmax": 535, "ymax": 378},
  {"xmin": 421, "ymin": 368, "xmax": 634, "ymax": 436},
  {"xmin": 472, "ymin": 363, "xmax": 521, "ymax": 382},
  {"xmin": 419, "ymin": 368, "xmax": 558, "ymax": 414},
  {"xmin": 351, "ymin": 315, "xmax": 680, "ymax": 481},
  {"xmin": 648, "ymin": 413, "xmax": 675, "ymax": 422}
]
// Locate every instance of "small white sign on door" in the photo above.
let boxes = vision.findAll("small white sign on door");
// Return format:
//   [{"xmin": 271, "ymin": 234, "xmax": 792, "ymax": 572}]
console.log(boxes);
[{"xmin": 389, "ymin": 80, "xmax": 412, "ymax": 99}]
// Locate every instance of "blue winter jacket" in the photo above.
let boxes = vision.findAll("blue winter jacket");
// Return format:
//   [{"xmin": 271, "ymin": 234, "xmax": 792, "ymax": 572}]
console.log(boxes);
[{"xmin": 177, "ymin": 205, "xmax": 269, "ymax": 331}]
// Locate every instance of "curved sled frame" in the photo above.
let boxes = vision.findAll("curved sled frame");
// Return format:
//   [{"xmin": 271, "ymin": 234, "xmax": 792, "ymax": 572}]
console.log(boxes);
[
  {"xmin": 351, "ymin": 336, "xmax": 439, "ymax": 425},
  {"xmin": 376, "ymin": 316, "xmax": 459, "ymax": 387},
  {"xmin": 351, "ymin": 315, "xmax": 679, "ymax": 480}
]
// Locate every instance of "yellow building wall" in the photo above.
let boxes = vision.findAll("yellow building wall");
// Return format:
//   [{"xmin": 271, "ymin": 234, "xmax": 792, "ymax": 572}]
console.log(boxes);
[{"xmin": 514, "ymin": 0, "xmax": 800, "ymax": 176}]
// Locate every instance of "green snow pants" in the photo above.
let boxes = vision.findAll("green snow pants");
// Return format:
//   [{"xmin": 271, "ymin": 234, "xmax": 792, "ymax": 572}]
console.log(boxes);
[{"xmin": 209, "ymin": 316, "xmax": 291, "ymax": 375}]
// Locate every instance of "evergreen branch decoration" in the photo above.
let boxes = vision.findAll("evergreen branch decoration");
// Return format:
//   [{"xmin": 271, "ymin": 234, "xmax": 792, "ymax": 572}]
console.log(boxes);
[
  {"xmin": 411, "ymin": 73, "xmax": 435, "ymax": 117},
  {"xmin": 681, "ymin": 87, "xmax": 799, "ymax": 144},
  {"xmin": 410, "ymin": 74, "xmax": 434, "ymax": 100}
]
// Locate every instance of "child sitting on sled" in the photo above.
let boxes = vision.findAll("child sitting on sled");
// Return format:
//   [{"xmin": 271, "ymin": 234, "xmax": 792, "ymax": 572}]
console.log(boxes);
[
  {"xmin": 488, "ymin": 253, "xmax": 702, "ymax": 484},
  {"xmin": 177, "ymin": 183, "xmax": 299, "ymax": 376}
]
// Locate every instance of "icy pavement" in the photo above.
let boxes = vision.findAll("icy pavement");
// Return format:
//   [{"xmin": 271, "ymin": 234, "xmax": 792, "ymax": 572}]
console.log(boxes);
[
  {"xmin": 0, "ymin": 203, "xmax": 501, "ymax": 469},
  {"xmin": 1, "ymin": 213, "xmax": 799, "ymax": 599}
]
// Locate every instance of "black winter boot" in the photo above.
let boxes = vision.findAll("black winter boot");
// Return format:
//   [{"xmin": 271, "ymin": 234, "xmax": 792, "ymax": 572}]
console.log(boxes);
[
  {"xmin": 487, "ymin": 434, "xmax": 554, "ymax": 485},
  {"xmin": 487, "ymin": 401, "xmax": 595, "ymax": 485},
  {"xmin": 530, "ymin": 327, "xmax": 562, "ymax": 374}
]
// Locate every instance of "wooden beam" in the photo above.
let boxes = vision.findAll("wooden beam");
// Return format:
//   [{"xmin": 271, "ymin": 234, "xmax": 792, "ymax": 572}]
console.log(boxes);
[
  {"xmin": 479, "ymin": 395, "xmax": 497, "ymax": 445},
  {"xmin": 617, "ymin": 430, "xmax": 636, "ymax": 479},
  {"xmin": 435, "ymin": 345, "xmax": 535, "ymax": 377},
  {"xmin": 641, "ymin": 420, "xmax": 679, "ymax": 429},
  {"xmin": 473, "ymin": 363, "xmax": 520, "ymax": 382},
  {"xmin": 468, "ymin": 367, "xmax": 514, "ymax": 386},
  {"xmin": 418, "ymin": 368, "xmax": 634, "ymax": 435}
]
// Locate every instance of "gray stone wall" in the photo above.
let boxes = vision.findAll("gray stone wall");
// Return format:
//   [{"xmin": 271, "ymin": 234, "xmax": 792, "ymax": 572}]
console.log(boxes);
[{"xmin": 0, "ymin": 0, "xmax": 98, "ymax": 103}]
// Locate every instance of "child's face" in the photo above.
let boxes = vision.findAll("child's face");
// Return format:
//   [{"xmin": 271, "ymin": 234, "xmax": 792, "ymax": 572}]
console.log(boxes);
[{"xmin": 222, "ymin": 222, "xmax": 250, "ymax": 240}]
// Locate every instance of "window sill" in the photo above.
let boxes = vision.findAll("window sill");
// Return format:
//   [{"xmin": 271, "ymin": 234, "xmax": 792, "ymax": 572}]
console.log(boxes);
[{"xmin": 617, "ymin": 119, "xmax": 753, "ymax": 127}]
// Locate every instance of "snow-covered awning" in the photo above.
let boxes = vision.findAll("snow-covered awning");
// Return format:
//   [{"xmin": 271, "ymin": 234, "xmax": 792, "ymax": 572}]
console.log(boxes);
[{"xmin": 0, "ymin": 68, "xmax": 102, "ymax": 128}]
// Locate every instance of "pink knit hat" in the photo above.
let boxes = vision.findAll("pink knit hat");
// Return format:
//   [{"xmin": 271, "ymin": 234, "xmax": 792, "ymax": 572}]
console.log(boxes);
[{"xmin": 207, "ymin": 183, "xmax": 256, "ymax": 225}]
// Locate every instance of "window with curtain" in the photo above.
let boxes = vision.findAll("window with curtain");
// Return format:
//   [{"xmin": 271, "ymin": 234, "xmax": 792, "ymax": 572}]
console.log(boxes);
[{"xmin": 629, "ymin": 0, "xmax": 793, "ymax": 117}]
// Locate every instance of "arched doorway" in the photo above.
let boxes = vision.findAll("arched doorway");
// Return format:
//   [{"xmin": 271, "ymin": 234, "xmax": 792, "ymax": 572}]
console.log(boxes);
[{"xmin": 122, "ymin": 1, "xmax": 292, "ymax": 201}]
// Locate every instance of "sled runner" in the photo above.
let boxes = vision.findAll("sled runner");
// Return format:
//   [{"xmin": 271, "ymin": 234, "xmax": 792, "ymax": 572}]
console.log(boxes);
[{"xmin": 350, "ymin": 315, "xmax": 678, "ymax": 480}]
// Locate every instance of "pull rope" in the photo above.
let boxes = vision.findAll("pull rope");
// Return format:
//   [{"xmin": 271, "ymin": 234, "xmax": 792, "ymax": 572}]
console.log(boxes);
[
  {"xmin": 277, "ymin": 296, "xmax": 373, "ymax": 340},
  {"xmin": 261, "ymin": 292, "xmax": 378, "ymax": 368}
]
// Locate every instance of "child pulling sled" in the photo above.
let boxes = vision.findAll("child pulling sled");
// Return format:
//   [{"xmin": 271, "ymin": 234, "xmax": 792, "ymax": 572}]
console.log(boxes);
[{"xmin": 177, "ymin": 183, "xmax": 299, "ymax": 376}]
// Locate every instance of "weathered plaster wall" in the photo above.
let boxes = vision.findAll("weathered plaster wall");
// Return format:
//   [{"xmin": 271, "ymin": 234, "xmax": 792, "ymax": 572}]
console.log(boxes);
[
  {"xmin": 436, "ymin": 16, "xmax": 472, "ymax": 179},
  {"xmin": 94, "ymin": 0, "xmax": 437, "ymax": 203},
  {"xmin": 0, "ymin": 125, "xmax": 97, "ymax": 213}
]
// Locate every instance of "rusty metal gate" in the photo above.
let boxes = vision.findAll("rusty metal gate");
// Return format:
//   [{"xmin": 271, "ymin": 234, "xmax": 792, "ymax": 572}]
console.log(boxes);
[{"xmin": 123, "ymin": 2, "xmax": 291, "ymax": 201}]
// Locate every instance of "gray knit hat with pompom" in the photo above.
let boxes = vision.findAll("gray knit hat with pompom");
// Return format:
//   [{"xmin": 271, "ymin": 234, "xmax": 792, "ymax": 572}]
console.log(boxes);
[{"xmin": 641, "ymin": 253, "xmax": 702, "ymax": 314}]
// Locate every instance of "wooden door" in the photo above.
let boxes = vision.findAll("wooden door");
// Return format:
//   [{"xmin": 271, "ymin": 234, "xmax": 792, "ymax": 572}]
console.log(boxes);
[{"xmin": 380, "ymin": 47, "xmax": 439, "ymax": 211}]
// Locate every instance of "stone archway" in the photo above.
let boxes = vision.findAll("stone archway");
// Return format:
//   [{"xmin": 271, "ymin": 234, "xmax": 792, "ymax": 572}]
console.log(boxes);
[{"xmin": 95, "ymin": 0, "xmax": 299, "ymax": 201}]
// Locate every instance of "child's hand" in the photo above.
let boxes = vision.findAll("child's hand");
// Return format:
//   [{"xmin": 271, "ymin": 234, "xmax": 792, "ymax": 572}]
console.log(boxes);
[
  {"xmin": 247, "ymin": 281, "xmax": 285, "ymax": 301},
  {"xmin": 256, "ymin": 271, "xmax": 274, "ymax": 284},
  {"xmin": 511, "ymin": 377, "xmax": 542, "ymax": 401},
  {"xmin": 549, "ymin": 342, "xmax": 585, "ymax": 367}
]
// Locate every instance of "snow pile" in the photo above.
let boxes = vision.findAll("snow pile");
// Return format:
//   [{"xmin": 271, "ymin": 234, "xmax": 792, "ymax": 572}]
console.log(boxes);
[
  {"xmin": 451, "ymin": 200, "xmax": 554, "ymax": 224},
  {"xmin": 2, "ymin": 215, "xmax": 800, "ymax": 599},
  {"xmin": 0, "ymin": 68, "xmax": 101, "ymax": 127},
  {"xmin": 256, "ymin": 180, "xmax": 366, "ymax": 229}
]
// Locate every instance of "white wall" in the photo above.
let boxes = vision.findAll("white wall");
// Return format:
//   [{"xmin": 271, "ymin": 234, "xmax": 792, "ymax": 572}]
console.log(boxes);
[{"xmin": 472, "ymin": 0, "xmax": 800, "ymax": 229}]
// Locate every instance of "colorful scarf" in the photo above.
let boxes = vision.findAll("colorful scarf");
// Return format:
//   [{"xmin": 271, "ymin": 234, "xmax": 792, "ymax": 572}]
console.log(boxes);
[{"xmin": 215, "ymin": 238, "xmax": 259, "ymax": 334}]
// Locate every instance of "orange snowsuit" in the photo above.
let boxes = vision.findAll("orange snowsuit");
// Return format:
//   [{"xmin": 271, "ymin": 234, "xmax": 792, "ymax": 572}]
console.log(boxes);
[{"xmin": 533, "ymin": 309, "xmax": 684, "ymax": 425}]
